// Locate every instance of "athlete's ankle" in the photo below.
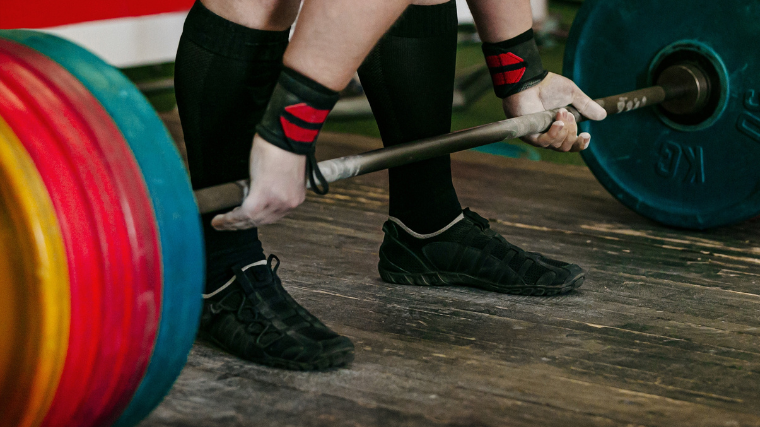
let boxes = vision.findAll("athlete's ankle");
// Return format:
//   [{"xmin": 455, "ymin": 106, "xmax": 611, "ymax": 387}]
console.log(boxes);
[{"xmin": 388, "ymin": 212, "xmax": 464, "ymax": 240}]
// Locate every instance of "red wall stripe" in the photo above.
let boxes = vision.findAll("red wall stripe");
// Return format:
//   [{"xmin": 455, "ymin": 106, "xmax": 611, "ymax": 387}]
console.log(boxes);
[{"xmin": 0, "ymin": 0, "xmax": 194, "ymax": 29}]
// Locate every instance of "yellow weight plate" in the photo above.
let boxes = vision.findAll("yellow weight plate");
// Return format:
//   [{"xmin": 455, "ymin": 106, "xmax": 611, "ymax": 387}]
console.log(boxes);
[
  {"xmin": 0, "ymin": 208, "xmax": 21, "ymax": 403},
  {"xmin": 0, "ymin": 116, "xmax": 70, "ymax": 427}
]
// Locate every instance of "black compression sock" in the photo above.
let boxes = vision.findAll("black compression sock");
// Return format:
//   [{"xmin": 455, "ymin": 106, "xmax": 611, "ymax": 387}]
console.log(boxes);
[
  {"xmin": 201, "ymin": 211, "xmax": 266, "ymax": 290},
  {"xmin": 358, "ymin": 1, "xmax": 462, "ymax": 235},
  {"xmin": 175, "ymin": 1, "xmax": 289, "ymax": 189},
  {"xmin": 175, "ymin": 1, "xmax": 283, "ymax": 293}
]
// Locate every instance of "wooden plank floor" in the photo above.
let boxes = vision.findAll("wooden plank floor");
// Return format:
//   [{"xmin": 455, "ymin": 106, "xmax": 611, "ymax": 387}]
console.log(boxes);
[{"xmin": 145, "ymin": 116, "xmax": 760, "ymax": 427}]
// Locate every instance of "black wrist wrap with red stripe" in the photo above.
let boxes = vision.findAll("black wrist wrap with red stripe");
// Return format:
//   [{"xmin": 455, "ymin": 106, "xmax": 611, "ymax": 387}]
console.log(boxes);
[
  {"xmin": 482, "ymin": 29, "xmax": 548, "ymax": 98},
  {"xmin": 256, "ymin": 67, "xmax": 339, "ymax": 195}
]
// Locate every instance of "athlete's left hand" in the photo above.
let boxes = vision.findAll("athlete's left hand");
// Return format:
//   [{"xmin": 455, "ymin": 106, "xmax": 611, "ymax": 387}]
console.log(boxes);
[{"xmin": 502, "ymin": 72, "xmax": 607, "ymax": 152}]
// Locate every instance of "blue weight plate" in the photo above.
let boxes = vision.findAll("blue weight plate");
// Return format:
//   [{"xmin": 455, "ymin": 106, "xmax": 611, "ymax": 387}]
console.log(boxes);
[
  {"xmin": 564, "ymin": 0, "xmax": 760, "ymax": 229},
  {"xmin": 0, "ymin": 30, "xmax": 205, "ymax": 426}
]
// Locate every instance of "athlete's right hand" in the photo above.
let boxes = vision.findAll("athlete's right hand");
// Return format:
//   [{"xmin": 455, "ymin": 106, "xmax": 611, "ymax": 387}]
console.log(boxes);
[{"xmin": 211, "ymin": 135, "xmax": 307, "ymax": 230}]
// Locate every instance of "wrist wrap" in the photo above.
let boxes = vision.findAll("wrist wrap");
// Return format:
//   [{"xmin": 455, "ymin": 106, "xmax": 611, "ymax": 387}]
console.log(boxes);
[
  {"xmin": 482, "ymin": 29, "xmax": 548, "ymax": 98},
  {"xmin": 256, "ymin": 67, "xmax": 339, "ymax": 194}
]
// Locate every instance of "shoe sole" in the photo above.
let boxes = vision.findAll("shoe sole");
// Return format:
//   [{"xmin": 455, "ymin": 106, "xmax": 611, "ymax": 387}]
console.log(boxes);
[
  {"xmin": 379, "ymin": 268, "xmax": 584, "ymax": 297},
  {"xmin": 197, "ymin": 330, "xmax": 355, "ymax": 372}
]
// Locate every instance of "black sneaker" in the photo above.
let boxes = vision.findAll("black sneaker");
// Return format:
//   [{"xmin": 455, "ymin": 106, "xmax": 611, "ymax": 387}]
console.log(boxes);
[
  {"xmin": 199, "ymin": 255, "xmax": 354, "ymax": 370},
  {"xmin": 378, "ymin": 209, "xmax": 585, "ymax": 296}
]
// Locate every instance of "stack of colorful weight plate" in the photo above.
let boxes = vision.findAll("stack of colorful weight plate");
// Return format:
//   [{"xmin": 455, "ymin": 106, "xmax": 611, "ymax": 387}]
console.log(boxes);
[{"xmin": 0, "ymin": 31, "xmax": 204, "ymax": 427}]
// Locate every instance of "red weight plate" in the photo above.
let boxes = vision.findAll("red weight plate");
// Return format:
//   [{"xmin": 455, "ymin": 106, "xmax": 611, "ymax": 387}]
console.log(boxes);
[
  {"xmin": 0, "ymin": 57, "xmax": 104, "ymax": 427},
  {"xmin": 0, "ymin": 41, "xmax": 162, "ymax": 426}
]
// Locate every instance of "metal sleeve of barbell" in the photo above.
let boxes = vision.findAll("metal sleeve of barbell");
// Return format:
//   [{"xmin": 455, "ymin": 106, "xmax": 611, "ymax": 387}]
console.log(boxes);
[{"xmin": 195, "ymin": 86, "xmax": 668, "ymax": 214}]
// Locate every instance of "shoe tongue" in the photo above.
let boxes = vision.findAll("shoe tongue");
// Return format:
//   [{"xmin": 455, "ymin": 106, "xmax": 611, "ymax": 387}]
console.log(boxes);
[{"xmin": 463, "ymin": 208, "xmax": 489, "ymax": 230}]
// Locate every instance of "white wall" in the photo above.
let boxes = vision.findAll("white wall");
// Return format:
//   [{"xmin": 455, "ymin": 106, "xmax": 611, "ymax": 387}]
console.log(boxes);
[
  {"xmin": 456, "ymin": 0, "xmax": 548, "ymax": 25},
  {"xmin": 38, "ymin": 11, "xmax": 188, "ymax": 67},
  {"xmin": 456, "ymin": 0, "xmax": 475, "ymax": 24}
]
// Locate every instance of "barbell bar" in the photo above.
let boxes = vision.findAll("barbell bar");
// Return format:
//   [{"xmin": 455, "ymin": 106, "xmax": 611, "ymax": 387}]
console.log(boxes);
[{"xmin": 195, "ymin": 63, "xmax": 708, "ymax": 215}]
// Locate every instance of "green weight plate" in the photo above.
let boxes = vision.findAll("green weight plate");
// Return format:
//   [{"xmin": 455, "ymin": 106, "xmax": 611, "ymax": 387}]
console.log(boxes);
[
  {"xmin": 0, "ymin": 30, "xmax": 205, "ymax": 427},
  {"xmin": 564, "ymin": 0, "xmax": 760, "ymax": 229}
]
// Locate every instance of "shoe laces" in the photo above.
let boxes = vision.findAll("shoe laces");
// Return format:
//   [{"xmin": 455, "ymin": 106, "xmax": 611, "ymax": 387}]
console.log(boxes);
[
  {"xmin": 462, "ymin": 208, "xmax": 518, "ymax": 255},
  {"xmin": 229, "ymin": 254, "xmax": 325, "ymax": 330}
]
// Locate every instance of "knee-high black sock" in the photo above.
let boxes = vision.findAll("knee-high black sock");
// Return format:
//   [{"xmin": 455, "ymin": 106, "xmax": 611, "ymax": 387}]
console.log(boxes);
[
  {"xmin": 358, "ymin": 1, "xmax": 462, "ymax": 234},
  {"xmin": 175, "ymin": 1, "xmax": 288, "ymax": 292}
]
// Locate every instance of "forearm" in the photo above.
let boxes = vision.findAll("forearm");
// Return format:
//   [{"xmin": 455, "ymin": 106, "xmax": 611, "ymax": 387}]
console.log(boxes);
[
  {"xmin": 465, "ymin": 0, "xmax": 532, "ymax": 42},
  {"xmin": 284, "ymin": 0, "xmax": 410, "ymax": 91}
]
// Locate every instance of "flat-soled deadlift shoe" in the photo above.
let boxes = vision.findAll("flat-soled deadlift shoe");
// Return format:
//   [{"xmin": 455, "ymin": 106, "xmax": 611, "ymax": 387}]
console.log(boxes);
[
  {"xmin": 199, "ymin": 255, "xmax": 354, "ymax": 371},
  {"xmin": 378, "ymin": 209, "xmax": 585, "ymax": 296}
]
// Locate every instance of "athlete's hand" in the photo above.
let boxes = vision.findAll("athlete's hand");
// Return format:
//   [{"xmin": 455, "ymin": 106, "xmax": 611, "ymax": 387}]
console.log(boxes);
[
  {"xmin": 502, "ymin": 72, "xmax": 607, "ymax": 152},
  {"xmin": 211, "ymin": 135, "xmax": 306, "ymax": 230}
]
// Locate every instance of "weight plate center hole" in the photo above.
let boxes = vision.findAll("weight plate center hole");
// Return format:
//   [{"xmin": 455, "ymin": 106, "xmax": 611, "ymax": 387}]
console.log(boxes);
[{"xmin": 649, "ymin": 42, "xmax": 729, "ymax": 131}]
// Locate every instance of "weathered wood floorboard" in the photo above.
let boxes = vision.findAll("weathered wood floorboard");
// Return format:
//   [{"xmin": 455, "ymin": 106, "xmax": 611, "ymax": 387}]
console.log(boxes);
[{"xmin": 144, "ymin": 122, "xmax": 760, "ymax": 427}]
